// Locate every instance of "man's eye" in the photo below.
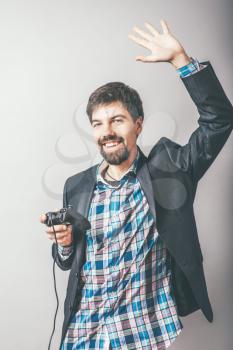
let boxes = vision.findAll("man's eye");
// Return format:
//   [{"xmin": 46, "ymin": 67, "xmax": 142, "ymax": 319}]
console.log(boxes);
[
  {"xmin": 93, "ymin": 123, "xmax": 100, "ymax": 128},
  {"xmin": 114, "ymin": 119, "xmax": 122, "ymax": 123}
]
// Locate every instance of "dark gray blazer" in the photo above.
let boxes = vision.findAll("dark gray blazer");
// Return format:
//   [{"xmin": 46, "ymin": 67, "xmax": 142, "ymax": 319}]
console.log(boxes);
[{"xmin": 52, "ymin": 62, "xmax": 233, "ymax": 347}]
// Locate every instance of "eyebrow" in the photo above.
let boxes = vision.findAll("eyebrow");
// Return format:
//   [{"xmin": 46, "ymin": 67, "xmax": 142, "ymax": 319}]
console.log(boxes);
[{"xmin": 91, "ymin": 114, "xmax": 127, "ymax": 124}]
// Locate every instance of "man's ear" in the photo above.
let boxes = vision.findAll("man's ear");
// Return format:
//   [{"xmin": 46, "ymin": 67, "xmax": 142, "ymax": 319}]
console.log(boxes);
[{"xmin": 136, "ymin": 116, "xmax": 143, "ymax": 136}]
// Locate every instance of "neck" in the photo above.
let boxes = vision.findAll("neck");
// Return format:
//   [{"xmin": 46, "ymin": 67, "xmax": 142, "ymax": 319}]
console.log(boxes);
[{"xmin": 106, "ymin": 146, "xmax": 138, "ymax": 181}]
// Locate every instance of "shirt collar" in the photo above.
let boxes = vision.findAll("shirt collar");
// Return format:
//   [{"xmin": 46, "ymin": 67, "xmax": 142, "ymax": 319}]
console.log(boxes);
[{"xmin": 96, "ymin": 145, "xmax": 140, "ymax": 186}]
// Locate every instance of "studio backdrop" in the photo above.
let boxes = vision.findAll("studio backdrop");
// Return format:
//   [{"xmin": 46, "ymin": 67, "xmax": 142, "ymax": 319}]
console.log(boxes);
[{"xmin": 0, "ymin": 0, "xmax": 232, "ymax": 349}]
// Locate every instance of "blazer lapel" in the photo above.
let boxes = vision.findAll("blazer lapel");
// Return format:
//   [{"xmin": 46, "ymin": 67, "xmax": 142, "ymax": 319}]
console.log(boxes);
[
  {"xmin": 75, "ymin": 165, "xmax": 97, "ymax": 217},
  {"xmin": 72, "ymin": 165, "xmax": 97, "ymax": 270},
  {"xmin": 136, "ymin": 147, "xmax": 157, "ymax": 224}
]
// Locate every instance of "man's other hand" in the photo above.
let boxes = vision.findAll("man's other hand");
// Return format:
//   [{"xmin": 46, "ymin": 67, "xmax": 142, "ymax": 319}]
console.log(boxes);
[{"xmin": 128, "ymin": 19, "xmax": 191, "ymax": 68}]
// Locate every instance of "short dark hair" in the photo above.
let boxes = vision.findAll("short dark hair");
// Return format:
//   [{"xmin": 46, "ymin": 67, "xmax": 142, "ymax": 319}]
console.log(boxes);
[{"xmin": 86, "ymin": 81, "xmax": 144, "ymax": 123}]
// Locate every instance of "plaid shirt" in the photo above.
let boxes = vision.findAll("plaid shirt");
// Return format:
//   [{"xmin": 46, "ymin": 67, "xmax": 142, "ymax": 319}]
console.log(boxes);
[
  {"xmin": 62, "ymin": 147, "xmax": 183, "ymax": 350},
  {"xmin": 60, "ymin": 58, "xmax": 206, "ymax": 350}
]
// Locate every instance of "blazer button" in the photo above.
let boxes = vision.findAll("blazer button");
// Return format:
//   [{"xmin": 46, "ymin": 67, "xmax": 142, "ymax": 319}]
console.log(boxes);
[
  {"xmin": 69, "ymin": 304, "xmax": 73, "ymax": 311},
  {"xmin": 75, "ymin": 272, "xmax": 79, "ymax": 278}
]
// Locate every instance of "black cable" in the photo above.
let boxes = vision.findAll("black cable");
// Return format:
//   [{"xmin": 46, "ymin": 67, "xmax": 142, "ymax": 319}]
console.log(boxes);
[{"xmin": 47, "ymin": 220, "xmax": 60, "ymax": 350}]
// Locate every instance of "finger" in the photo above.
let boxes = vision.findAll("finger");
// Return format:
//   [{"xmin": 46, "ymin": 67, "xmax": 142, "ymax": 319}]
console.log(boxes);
[
  {"xmin": 47, "ymin": 232, "xmax": 67, "ymax": 240},
  {"xmin": 46, "ymin": 224, "xmax": 67, "ymax": 234},
  {"xmin": 67, "ymin": 224, "xmax": 73, "ymax": 233},
  {"xmin": 136, "ymin": 55, "xmax": 148, "ymax": 62},
  {"xmin": 160, "ymin": 19, "xmax": 170, "ymax": 34},
  {"xmin": 48, "ymin": 235, "xmax": 72, "ymax": 246},
  {"xmin": 48, "ymin": 233, "xmax": 56, "ymax": 240},
  {"xmin": 144, "ymin": 22, "xmax": 160, "ymax": 36},
  {"xmin": 57, "ymin": 238, "xmax": 72, "ymax": 246},
  {"xmin": 128, "ymin": 34, "xmax": 151, "ymax": 50},
  {"xmin": 132, "ymin": 26, "xmax": 153, "ymax": 41}
]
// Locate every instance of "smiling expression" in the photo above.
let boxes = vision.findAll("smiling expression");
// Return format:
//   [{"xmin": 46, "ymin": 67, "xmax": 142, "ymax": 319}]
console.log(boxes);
[{"xmin": 91, "ymin": 101, "xmax": 143, "ymax": 165}]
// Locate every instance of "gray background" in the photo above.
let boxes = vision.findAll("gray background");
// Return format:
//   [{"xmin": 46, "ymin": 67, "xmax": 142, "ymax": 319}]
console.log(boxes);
[{"xmin": 0, "ymin": 0, "xmax": 232, "ymax": 349}]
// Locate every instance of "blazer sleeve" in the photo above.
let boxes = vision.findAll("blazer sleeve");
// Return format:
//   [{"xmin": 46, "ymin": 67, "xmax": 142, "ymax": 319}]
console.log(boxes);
[
  {"xmin": 162, "ymin": 61, "xmax": 233, "ymax": 184},
  {"xmin": 51, "ymin": 178, "xmax": 75, "ymax": 271}
]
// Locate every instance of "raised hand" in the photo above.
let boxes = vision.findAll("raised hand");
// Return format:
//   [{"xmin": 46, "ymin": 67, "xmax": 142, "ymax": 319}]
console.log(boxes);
[{"xmin": 128, "ymin": 19, "xmax": 191, "ymax": 68}]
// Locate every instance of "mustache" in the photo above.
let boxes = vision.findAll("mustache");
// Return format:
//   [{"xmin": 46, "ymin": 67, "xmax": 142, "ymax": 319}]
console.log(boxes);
[{"xmin": 98, "ymin": 136, "xmax": 124, "ymax": 146}]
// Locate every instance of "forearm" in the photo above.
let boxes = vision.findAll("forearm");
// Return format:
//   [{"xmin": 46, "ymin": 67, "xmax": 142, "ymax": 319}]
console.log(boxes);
[
  {"xmin": 181, "ymin": 61, "xmax": 233, "ymax": 126},
  {"xmin": 180, "ymin": 61, "xmax": 233, "ymax": 182}
]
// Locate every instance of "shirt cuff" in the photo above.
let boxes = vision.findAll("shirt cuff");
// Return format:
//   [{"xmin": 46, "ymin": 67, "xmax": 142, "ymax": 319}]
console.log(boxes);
[
  {"xmin": 177, "ymin": 57, "xmax": 207, "ymax": 77},
  {"xmin": 57, "ymin": 244, "xmax": 73, "ymax": 261}
]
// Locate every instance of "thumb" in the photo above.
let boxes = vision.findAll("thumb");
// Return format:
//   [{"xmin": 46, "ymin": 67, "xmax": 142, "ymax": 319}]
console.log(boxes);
[
  {"xmin": 39, "ymin": 208, "xmax": 59, "ymax": 223},
  {"xmin": 39, "ymin": 214, "xmax": 47, "ymax": 223},
  {"xmin": 136, "ymin": 55, "xmax": 155, "ymax": 62}
]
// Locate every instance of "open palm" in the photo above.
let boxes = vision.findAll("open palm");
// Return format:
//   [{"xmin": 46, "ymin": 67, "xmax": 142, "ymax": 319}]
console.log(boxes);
[{"xmin": 128, "ymin": 19, "xmax": 186, "ymax": 63}]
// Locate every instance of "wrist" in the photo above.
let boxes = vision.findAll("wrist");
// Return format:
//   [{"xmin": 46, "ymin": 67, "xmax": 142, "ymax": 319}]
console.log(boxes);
[
  {"xmin": 58, "ymin": 243, "xmax": 73, "ymax": 254},
  {"xmin": 60, "ymin": 242, "xmax": 73, "ymax": 248},
  {"xmin": 170, "ymin": 52, "xmax": 191, "ymax": 69},
  {"xmin": 177, "ymin": 57, "xmax": 201, "ymax": 77}
]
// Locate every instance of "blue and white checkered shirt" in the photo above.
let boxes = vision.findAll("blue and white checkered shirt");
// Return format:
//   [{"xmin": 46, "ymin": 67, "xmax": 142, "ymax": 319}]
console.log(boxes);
[
  {"xmin": 60, "ymin": 58, "xmax": 207, "ymax": 350},
  {"xmin": 62, "ymin": 147, "xmax": 183, "ymax": 350}
]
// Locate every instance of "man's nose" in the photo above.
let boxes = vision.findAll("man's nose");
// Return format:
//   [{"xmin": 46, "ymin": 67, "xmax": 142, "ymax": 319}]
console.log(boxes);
[{"xmin": 102, "ymin": 122, "xmax": 115, "ymax": 136}]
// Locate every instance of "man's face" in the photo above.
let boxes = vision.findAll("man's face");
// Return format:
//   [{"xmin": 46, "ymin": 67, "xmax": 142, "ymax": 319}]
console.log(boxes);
[{"xmin": 91, "ymin": 101, "xmax": 143, "ymax": 165}]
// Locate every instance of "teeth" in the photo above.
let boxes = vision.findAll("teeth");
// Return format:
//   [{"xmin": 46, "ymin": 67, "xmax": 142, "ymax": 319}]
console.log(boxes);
[{"xmin": 105, "ymin": 142, "xmax": 120, "ymax": 148}]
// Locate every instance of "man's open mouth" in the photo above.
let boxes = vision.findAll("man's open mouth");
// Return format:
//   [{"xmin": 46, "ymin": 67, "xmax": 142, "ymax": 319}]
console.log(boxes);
[{"xmin": 102, "ymin": 141, "xmax": 122, "ymax": 149}]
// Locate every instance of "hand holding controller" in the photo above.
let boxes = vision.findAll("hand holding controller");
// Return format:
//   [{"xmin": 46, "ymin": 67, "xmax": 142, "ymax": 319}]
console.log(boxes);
[
  {"xmin": 40, "ymin": 205, "xmax": 91, "ymax": 247},
  {"xmin": 39, "ymin": 205, "xmax": 92, "ymax": 349}
]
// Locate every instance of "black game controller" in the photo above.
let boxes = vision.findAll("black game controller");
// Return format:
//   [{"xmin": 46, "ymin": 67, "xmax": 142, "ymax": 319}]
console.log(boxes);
[{"xmin": 44, "ymin": 205, "xmax": 91, "ymax": 231}]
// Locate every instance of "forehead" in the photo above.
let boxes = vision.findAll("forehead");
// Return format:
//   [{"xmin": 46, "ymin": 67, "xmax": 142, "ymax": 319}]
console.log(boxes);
[{"xmin": 92, "ymin": 101, "xmax": 132, "ymax": 121}]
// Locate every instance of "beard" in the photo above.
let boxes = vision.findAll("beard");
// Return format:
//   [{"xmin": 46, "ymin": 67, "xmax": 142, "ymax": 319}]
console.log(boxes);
[{"xmin": 99, "ymin": 138, "xmax": 130, "ymax": 165}]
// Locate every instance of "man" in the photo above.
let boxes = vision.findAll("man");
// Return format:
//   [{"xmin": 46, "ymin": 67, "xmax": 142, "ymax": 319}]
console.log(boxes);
[{"xmin": 40, "ymin": 19, "xmax": 233, "ymax": 349}]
